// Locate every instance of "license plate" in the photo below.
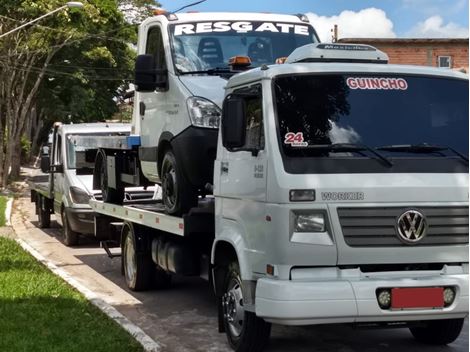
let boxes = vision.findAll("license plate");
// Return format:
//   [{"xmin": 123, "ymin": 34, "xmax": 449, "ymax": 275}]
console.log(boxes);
[{"xmin": 391, "ymin": 287, "xmax": 444, "ymax": 309}]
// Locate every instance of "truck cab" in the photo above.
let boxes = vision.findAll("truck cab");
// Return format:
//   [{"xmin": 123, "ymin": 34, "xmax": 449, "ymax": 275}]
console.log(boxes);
[
  {"xmin": 212, "ymin": 43, "xmax": 468, "ymax": 350},
  {"xmin": 128, "ymin": 12, "xmax": 320, "ymax": 214}
]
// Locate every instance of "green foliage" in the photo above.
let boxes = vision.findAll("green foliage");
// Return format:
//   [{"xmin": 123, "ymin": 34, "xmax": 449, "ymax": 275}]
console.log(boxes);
[
  {"xmin": 0, "ymin": 237, "xmax": 143, "ymax": 352},
  {"xmin": 20, "ymin": 135, "xmax": 31, "ymax": 160}
]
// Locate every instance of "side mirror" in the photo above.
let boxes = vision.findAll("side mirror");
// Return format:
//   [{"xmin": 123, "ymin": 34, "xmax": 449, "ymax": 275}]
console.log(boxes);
[
  {"xmin": 135, "ymin": 54, "xmax": 168, "ymax": 92},
  {"xmin": 40, "ymin": 155, "xmax": 50, "ymax": 173},
  {"xmin": 222, "ymin": 97, "xmax": 246, "ymax": 150}
]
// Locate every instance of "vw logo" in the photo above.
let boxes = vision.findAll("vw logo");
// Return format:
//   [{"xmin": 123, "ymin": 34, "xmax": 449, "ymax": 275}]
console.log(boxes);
[{"xmin": 396, "ymin": 210, "xmax": 427, "ymax": 244}]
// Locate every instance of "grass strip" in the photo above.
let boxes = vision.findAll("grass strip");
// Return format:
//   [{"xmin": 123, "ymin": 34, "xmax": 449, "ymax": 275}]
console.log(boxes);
[
  {"xmin": 0, "ymin": 237, "xmax": 143, "ymax": 352},
  {"xmin": 0, "ymin": 196, "xmax": 7, "ymax": 226}
]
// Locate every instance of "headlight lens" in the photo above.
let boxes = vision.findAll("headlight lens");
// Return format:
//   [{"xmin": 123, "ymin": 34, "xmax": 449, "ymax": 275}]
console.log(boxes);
[
  {"xmin": 69, "ymin": 186, "xmax": 91, "ymax": 205},
  {"xmin": 187, "ymin": 97, "xmax": 221, "ymax": 129},
  {"xmin": 294, "ymin": 212, "xmax": 325, "ymax": 232}
]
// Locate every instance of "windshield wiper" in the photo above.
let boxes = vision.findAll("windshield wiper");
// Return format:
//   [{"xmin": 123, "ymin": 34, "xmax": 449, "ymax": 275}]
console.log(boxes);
[
  {"xmin": 303, "ymin": 143, "xmax": 393, "ymax": 167},
  {"xmin": 178, "ymin": 67, "xmax": 234, "ymax": 76},
  {"xmin": 377, "ymin": 143, "xmax": 468, "ymax": 163}
]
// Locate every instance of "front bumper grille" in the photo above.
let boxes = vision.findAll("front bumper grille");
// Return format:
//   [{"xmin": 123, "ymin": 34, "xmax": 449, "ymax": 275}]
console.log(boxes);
[{"xmin": 338, "ymin": 206, "xmax": 469, "ymax": 247}]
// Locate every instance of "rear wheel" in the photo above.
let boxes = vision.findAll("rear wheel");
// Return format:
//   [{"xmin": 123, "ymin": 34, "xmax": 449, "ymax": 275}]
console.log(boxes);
[
  {"xmin": 122, "ymin": 224, "xmax": 155, "ymax": 291},
  {"xmin": 97, "ymin": 151, "xmax": 124, "ymax": 204},
  {"xmin": 222, "ymin": 261, "xmax": 271, "ymax": 352},
  {"xmin": 37, "ymin": 195, "xmax": 50, "ymax": 228},
  {"xmin": 61, "ymin": 209, "xmax": 78, "ymax": 246},
  {"xmin": 410, "ymin": 318, "xmax": 464, "ymax": 345},
  {"xmin": 161, "ymin": 150, "xmax": 197, "ymax": 215}
]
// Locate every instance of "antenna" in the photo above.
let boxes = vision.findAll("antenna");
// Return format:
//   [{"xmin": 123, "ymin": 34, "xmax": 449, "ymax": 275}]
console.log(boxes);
[{"xmin": 172, "ymin": 0, "xmax": 207, "ymax": 13}]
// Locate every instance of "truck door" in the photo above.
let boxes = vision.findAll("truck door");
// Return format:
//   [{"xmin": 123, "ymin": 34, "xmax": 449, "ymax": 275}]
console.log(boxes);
[
  {"xmin": 53, "ymin": 132, "xmax": 65, "ymax": 217},
  {"xmin": 219, "ymin": 86, "xmax": 267, "ymax": 200},
  {"xmin": 218, "ymin": 86, "xmax": 268, "ymax": 269},
  {"xmin": 138, "ymin": 24, "xmax": 170, "ymax": 181}
]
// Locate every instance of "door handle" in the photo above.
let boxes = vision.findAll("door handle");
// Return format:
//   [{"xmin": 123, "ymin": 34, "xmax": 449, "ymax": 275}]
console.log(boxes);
[
  {"xmin": 139, "ymin": 101, "xmax": 146, "ymax": 116},
  {"xmin": 221, "ymin": 162, "xmax": 229, "ymax": 174}
]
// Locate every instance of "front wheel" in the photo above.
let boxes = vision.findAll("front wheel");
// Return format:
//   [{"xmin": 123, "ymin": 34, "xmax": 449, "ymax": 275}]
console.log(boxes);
[
  {"xmin": 37, "ymin": 195, "xmax": 50, "ymax": 228},
  {"xmin": 160, "ymin": 150, "xmax": 197, "ymax": 215},
  {"xmin": 61, "ymin": 209, "xmax": 78, "ymax": 246},
  {"xmin": 222, "ymin": 262, "xmax": 271, "ymax": 352},
  {"xmin": 410, "ymin": 318, "xmax": 464, "ymax": 345}
]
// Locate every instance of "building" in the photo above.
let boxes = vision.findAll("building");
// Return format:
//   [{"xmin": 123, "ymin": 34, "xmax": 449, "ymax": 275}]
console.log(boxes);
[{"xmin": 338, "ymin": 38, "xmax": 469, "ymax": 73}]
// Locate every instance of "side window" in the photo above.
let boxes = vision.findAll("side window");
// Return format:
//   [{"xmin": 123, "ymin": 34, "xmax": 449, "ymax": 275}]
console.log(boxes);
[
  {"xmin": 146, "ymin": 26, "xmax": 167, "ymax": 71},
  {"xmin": 243, "ymin": 95, "xmax": 264, "ymax": 150},
  {"xmin": 56, "ymin": 135, "xmax": 62, "ymax": 164}
]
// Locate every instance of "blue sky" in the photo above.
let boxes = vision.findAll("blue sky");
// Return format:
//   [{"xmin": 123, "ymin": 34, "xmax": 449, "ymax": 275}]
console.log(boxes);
[{"xmin": 162, "ymin": 0, "xmax": 469, "ymax": 39}]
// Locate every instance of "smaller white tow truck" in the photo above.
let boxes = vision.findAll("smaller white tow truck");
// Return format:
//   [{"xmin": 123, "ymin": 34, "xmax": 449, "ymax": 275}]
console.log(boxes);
[{"xmin": 30, "ymin": 122, "xmax": 130, "ymax": 245}]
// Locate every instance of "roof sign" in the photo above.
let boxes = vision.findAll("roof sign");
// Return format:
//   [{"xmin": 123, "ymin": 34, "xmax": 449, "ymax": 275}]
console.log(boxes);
[{"xmin": 173, "ymin": 22, "xmax": 310, "ymax": 36}]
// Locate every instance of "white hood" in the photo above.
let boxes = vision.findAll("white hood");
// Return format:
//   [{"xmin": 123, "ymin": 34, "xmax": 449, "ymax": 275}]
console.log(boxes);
[{"xmin": 179, "ymin": 76, "xmax": 226, "ymax": 107}]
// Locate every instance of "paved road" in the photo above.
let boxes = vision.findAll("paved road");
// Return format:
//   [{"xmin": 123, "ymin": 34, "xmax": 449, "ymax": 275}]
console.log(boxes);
[{"xmin": 12, "ymin": 191, "xmax": 469, "ymax": 352}]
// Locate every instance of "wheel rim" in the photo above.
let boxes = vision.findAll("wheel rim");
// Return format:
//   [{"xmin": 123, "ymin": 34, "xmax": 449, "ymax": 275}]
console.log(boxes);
[
  {"xmin": 162, "ymin": 162, "xmax": 177, "ymax": 210},
  {"xmin": 223, "ymin": 277, "xmax": 245, "ymax": 338},
  {"xmin": 124, "ymin": 235, "xmax": 137, "ymax": 285}
]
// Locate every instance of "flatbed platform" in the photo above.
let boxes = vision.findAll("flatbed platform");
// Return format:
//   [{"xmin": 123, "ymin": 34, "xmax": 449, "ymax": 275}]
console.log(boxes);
[{"xmin": 90, "ymin": 199, "xmax": 185, "ymax": 236}]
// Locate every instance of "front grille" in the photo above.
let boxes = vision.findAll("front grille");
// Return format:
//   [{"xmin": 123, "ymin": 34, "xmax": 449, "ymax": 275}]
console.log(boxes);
[{"xmin": 338, "ymin": 207, "xmax": 469, "ymax": 247}]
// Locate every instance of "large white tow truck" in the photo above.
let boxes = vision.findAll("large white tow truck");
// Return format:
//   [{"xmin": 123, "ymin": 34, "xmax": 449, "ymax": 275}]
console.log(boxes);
[{"xmin": 91, "ymin": 16, "xmax": 469, "ymax": 351}]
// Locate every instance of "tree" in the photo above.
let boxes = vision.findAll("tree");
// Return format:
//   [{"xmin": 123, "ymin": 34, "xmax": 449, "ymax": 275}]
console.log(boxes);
[{"xmin": 0, "ymin": 0, "xmax": 156, "ymax": 187}]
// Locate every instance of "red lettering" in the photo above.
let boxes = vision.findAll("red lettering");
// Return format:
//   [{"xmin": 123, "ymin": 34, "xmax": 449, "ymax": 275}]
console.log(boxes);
[
  {"xmin": 370, "ymin": 78, "xmax": 381, "ymax": 89},
  {"xmin": 357, "ymin": 78, "xmax": 367, "ymax": 89},
  {"xmin": 347, "ymin": 78, "xmax": 358, "ymax": 89},
  {"xmin": 397, "ymin": 79, "xmax": 408, "ymax": 90},
  {"xmin": 388, "ymin": 79, "xmax": 398, "ymax": 89},
  {"xmin": 379, "ymin": 78, "xmax": 389, "ymax": 89}
]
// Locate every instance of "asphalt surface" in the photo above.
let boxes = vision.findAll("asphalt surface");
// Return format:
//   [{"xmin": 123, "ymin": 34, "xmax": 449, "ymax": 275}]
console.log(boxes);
[{"xmin": 12, "ymin": 189, "xmax": 469, "ymax": 352}]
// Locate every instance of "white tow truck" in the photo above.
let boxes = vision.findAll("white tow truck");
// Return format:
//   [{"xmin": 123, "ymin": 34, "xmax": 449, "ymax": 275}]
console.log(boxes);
[
  {"xmin": 30, "ymin": 122, "xmax": 131, "ymax": 245},
  {"xmin": 93, "ymin": 11, "xmax": 320, "ymax": 215},
  {"xmin": 91, "ymin": 14, "xmax": 469, "ymax": 351}
]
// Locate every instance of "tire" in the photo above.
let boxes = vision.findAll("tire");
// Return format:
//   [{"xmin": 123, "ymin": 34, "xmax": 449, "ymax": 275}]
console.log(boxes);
[
  {"xmin": 61, "ymin": 209, "xmax": 79, "ymax": 246},
  {"xmin": 122, "ymin": 224, "xmax": 154, "ymax": 291},
  {"xmin": 161, "ymin": 150, "xmax": 197, "ymax": 215},
  {"xmin": 410, "ymin": 318, "xmax": 464, "ymax": 345},
  {"xmin": 222, "ymin": 262, "xmax": 271, "ymax": 352},
  {"xmin": 98, "ymin": 151, "xmax": 124, "ymax": 205},
  {"xmin": 37, "ymin": 195, "xmax": 50, "ymax": 228}
]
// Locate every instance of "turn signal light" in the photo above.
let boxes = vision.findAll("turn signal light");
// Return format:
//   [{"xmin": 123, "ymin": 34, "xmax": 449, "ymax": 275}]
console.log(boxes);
[
  {"xmin": 153, "ymin": 9, "xmax": 167, "ymax": 15},
  {"xmin": 289, "ymin": 189, "xmax": 315, "ymax": 202}
]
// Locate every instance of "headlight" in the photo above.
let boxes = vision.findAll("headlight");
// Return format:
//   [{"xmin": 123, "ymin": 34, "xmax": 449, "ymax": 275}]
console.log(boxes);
[
  {"xmin": 187, "ymin": 97, "xmax": 221, "ymax": 129},
  {"xmin": 294, "ymin": 212, "xmax": 325, "ymax": 232},
  {"xmin": 69, "ymin": 186, "xmax": 91, "ymax": 205}
]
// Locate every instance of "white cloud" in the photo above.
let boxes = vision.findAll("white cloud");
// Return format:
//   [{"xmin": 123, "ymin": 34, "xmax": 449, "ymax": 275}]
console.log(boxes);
[
  {"xmin": 306, "ymin": 8, "xmax": 396, "ymax": 42},
  {"xmin": 407, "ymin": 15, "xmax": 469, "ymax": 37}
]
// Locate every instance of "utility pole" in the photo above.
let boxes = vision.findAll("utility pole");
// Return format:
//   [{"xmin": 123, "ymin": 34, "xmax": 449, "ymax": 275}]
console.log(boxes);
[{"xmin": 331, "ymin": 24, "xmax": 338, "ymax": 42}]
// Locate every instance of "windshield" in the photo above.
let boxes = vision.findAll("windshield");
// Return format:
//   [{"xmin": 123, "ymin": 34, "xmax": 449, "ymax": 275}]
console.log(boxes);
[
  {"xmin": 274, "ymin": 74, "xmax": 468, "ymax": 173},
  {"xmin": 169, "ymin": 21, "xmax": 317, "ymax": 73}
]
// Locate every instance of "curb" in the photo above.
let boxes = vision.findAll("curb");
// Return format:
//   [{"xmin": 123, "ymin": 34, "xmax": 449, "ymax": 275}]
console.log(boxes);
[
  {"xmin": 5, "ymin": 197, "xmax": 13, "ymax": 226},
  {"xmin": 15, "ymin": 238, "xmax": 162, "ymax": 352}
]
